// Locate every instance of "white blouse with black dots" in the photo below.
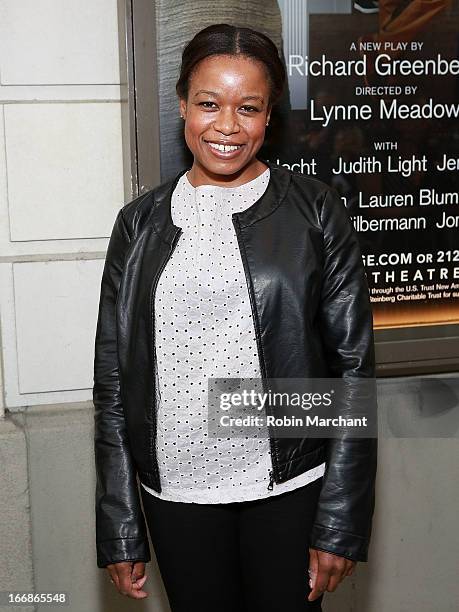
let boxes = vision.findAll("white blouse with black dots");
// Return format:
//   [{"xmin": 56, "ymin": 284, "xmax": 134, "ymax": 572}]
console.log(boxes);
[{"xmin": 140, "ymin": 167, "xmax": 326, "ymax": 503}]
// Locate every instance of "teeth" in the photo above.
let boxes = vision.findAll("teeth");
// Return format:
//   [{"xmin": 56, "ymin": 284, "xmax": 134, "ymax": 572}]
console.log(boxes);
[{"xmin": 208, "ymin": 142, "xmax": 242, "ymax": 152}]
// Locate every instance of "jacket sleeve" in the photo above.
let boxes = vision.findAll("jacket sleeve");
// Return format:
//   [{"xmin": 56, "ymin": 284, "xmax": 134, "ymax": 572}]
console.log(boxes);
[
  {"xmin": 309, "ymin": 187, "xmax": 378, "ymax": 563},
  {"xmin": 93, "ymin": 208, "xmax": 151, "ymax": 568}
]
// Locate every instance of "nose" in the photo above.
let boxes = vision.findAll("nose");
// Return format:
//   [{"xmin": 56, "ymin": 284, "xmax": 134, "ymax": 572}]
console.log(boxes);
[{"xmin": 213, "ymin": 107, "xmax": 240, "ymax": 135}]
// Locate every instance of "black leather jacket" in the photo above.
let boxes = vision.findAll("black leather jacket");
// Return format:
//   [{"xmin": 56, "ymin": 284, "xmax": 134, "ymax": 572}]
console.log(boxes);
[{"xmin": 93, "ymin": 159, "xmax": 377, "ymax": 569}]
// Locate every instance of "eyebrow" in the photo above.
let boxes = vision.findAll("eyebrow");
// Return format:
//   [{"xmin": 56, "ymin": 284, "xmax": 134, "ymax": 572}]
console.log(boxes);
[{"xmin": 193, "ymin": 89, "xmax": 264, "ymax": 102}]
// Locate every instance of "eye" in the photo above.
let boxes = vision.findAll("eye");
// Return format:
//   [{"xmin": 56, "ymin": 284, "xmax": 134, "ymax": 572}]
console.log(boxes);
[
  {"xmin": 198, "ymin": 101, "xmax": 218, "ymax": 109},
  {"xmin": 240, "ymin": 105, "xmax": 259, "ymax": 113}
]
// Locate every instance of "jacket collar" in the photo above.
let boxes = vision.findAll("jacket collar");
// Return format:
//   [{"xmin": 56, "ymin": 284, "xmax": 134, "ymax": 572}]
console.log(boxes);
[{"xmin": 150, "ymin": 157, "xmax": 292, "ymax": 243}]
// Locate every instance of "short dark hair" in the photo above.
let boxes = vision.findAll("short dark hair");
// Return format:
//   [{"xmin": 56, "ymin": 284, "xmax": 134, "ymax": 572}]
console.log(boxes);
[{"xmin": 176, "ymin": 23, "xmax": 286, "ymax": 107}]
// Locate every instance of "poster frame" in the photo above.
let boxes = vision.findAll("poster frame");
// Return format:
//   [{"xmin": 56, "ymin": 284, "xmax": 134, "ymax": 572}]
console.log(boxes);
[{"xmin": 120, "ymin": 0, "xmax": 459, "ymax": 377}]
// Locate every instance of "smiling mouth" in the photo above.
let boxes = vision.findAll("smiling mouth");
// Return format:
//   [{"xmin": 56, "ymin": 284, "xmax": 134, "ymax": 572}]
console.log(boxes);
[{"xmin": 205, "ymin": 141, "xmax": 245, "ymax": 152}]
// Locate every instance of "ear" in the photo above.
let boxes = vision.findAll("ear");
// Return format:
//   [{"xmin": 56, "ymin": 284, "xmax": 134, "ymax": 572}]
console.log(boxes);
[{"xmin": 179, "ymin": 98, "xmax": 187, "ymax": 119}]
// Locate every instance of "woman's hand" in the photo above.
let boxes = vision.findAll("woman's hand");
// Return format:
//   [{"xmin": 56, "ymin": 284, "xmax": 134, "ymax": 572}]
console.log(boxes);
[
  {"xmin": 106, "ymin": 561, "xmax": 149, "ymax": 599},
  {"xmin": 307, "ymin": 548, "xmax": 356, "ymax": 602}
]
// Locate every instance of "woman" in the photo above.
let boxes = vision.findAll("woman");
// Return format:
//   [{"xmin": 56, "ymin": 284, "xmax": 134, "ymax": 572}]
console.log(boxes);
[{"xmin": 93, "ymin": 24, "xmax": 377, "ymax": 612}]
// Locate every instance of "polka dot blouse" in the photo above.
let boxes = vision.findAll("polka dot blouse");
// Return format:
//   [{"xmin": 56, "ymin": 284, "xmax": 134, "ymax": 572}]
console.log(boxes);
[{"xmin": 140, "ymin": 166, "xmax": 325, "ymax": 503}]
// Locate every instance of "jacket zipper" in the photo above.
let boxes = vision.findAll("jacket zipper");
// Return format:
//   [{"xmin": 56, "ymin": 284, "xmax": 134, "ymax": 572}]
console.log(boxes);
[
  {"xmin": 150, "ymin": 228, "xmax": 183, "ymax": 481},
  {"xmin": 231, "ymin": 214, "xmax": 278, "ymax": 489}
]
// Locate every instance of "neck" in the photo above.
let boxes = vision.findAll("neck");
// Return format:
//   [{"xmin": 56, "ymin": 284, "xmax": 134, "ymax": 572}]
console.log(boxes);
[{"xmin": 187, "ymin": 158, "xmax": 268, "ymax": 188}]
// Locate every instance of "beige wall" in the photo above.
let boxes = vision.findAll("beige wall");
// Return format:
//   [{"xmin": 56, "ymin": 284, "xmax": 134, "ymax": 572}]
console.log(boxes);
[{"xmin": 0, "ymin": 0, "xmax": 124, "ymax": 415}]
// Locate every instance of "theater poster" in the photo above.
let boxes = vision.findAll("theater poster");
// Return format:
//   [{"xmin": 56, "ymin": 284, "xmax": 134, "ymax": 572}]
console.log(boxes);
[{"xmin": 153, "ymin": 0, "xmax": 459, "ymax": 333}]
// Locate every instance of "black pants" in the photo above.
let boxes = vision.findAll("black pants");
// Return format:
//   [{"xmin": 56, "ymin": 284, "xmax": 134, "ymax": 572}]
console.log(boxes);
[{"xmin": 140, "ymin": 477, "xmax": 325, "ymax": 612}]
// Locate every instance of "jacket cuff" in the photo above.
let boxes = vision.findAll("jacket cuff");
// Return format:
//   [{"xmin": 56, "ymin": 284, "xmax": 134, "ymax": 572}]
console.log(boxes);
[
  {"xmin": 309, "ymin": 523, "xmax": 370, "ymax": 562},
  {"xmin": 96, "ymin": 536, "xmax": 151, "ymax": 569}
]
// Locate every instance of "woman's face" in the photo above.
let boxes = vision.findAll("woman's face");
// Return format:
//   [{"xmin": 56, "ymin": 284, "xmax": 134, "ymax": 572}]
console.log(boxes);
[{"xmin": 179, "ymin": 54, "xmax": 271, "ymax": 186}]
